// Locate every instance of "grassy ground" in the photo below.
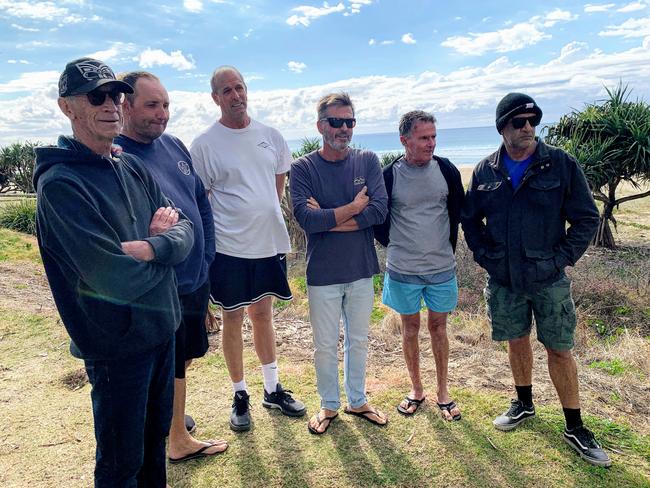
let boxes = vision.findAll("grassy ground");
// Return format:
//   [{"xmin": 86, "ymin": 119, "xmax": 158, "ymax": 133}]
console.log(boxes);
[{"xmin": 0, "ymin": 179, "xmax": 649, "ymax": 487}]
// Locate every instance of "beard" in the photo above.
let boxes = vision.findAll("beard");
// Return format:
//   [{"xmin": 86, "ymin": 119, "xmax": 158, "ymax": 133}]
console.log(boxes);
[{"xmin": 323, "ymin": 130, "xmax": 351, "ymax": 152}]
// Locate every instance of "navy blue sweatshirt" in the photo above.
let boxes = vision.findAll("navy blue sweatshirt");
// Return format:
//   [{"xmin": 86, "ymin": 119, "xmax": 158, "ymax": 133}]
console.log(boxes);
[
  {"xmin": 290, "ymin": 148, "xmax": 388, "ymax": 286},
  {"xmin": 115, "ymin": 133, "xmax": 215, "ymax": 295},
  {"xmin": 33, "ymin": 136, "xmax": 194, "ymax": 360}
]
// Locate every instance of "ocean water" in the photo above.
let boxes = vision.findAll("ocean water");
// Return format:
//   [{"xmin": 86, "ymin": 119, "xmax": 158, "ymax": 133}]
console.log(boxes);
[{"xmin": 288, "ymin": 126, "xmax": 503, "ymax": 167}]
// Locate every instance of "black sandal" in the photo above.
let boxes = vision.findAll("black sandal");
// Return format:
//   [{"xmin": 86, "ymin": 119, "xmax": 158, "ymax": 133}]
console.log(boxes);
[
  {"xmin": 307, "ymin": 412, "xmax": 338, "ymax": 435},
  {"xmin": 397, "ymin": 396, "xmax": 426, "ymax": 416},
  {"xmin": 437, "ymin": 400, "xmax": 462, "ymax": 421}
]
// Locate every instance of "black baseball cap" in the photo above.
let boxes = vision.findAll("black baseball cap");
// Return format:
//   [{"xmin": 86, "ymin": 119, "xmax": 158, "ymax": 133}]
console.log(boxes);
[{"xmin": 58, "ymin": 57, "xmax": 133, "ymax": 97}]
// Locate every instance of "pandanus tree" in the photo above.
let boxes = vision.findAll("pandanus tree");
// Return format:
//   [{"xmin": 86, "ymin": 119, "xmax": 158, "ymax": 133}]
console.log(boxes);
[
  {"xmin": 0, "ymin": 141, "xmax": 40, "ymax": 194},
  {"xmin": 545, "ymin": 84, "xmax": 650, "ymax": 248}
]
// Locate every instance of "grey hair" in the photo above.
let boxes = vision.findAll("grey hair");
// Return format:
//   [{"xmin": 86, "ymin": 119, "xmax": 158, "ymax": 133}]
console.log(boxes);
[
  {"xmin": 399, "ymin": 110, "xmax": 437, "ymax": 137},
  {"xmin": 210, "ymin": 65, "xmax": 245, "ymax": 94},
  {"xmin": 316, "ymin": 92, "xmax": 355, "ymax": 120}
]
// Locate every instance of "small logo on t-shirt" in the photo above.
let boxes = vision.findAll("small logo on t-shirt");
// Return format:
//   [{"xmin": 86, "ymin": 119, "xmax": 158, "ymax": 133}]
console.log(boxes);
[
  {"xmin": 177, "ymin": 160, "xmax": 191, "ymax": 175},
  {"xmin": 353, "ymin": 176, "xmax": 365, "ymax": 185},
  {"xmin": 257, "ymin": 141, "xmax": 271, "ymax": 149}
]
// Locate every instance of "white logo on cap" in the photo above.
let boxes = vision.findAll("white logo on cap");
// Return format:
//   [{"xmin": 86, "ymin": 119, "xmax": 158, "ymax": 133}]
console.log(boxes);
[
  {"xmin": 525, "ymin": 102, "xmax": 534, "ymax": 108},
  {"xmin": 75, "ymin": 61, "xmax": 114, "ymax": 80}
]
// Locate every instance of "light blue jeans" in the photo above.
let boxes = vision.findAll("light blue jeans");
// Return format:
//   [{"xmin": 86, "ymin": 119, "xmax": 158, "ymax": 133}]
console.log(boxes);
[{"xmin": 307, "ymin": 278, "xmax": 374, "ymax": 410}]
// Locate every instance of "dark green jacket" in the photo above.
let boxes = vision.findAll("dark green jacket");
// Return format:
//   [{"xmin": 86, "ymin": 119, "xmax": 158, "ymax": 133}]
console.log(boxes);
[
  {"xmin": 461, "ymin": 139, "xmax": 599, "ymax": 293},
  {"xmin": 34, "ymin": 136, "xmax": 194, "ymax": 360}
]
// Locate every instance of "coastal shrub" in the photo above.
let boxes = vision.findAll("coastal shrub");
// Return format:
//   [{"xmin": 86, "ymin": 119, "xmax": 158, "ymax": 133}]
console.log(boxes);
[
  {"xmin": 0, "ymin": 141, "xmax": 41, "ymax": 194},
  {"xmin": 0, "ymin": 199, "xmax": 37, "ymax": 235},
  {"xmin": 545, "ymin": 83, "xmax": 650, "ymax": 248}
]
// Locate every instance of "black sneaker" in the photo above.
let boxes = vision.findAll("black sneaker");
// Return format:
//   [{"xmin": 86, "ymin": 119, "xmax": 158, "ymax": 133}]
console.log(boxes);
[
  {"xmin": 230, "ymin": 390, "xmax": 251, "ymax": 432},
  {"xmin": 262, "ymin": 383, "xmax": 306, "ymax": 417},
  {"xmin": 493, "ymin": 399, "xmax": 535, "ymax": 431},
  {"xmin": 184, "ymin": 414, "xmax": 196, "ymax": 434},
  {"xmin": 564, "ymin": 425, "xmax": 612, "ymax": 467}
]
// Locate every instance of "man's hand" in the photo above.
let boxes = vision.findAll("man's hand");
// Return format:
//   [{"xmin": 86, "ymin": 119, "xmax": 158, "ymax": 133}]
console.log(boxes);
[
  {"xmin": 307, "ymin": 197, "xmax": 321, "ymax": 210},
  {"xmin": 122, "ymin": 241, "xmax": 155, "ymax": 262},
  {"xmin": 149, "ymin": 206, "xmax": 179, "ymax": 236},
  {"xmin": 351, "ymin": 186, "xmax": 369, "ymax": 214}
]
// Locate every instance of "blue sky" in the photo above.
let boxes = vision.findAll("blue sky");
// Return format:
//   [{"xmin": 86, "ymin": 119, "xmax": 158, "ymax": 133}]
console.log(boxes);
[{"xmin": 1, "ymin": 0, "xmax": 649, "ymax": 146}]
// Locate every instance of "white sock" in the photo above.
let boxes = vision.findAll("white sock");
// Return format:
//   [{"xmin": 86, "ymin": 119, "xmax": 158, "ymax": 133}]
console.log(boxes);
[
  {"xmin": 232, "ymin": 379, "xmax": 247, "ymax": 393},
  {"xmin": 262, "ymin": 361, "xmax": 279, "ymax": 394}
]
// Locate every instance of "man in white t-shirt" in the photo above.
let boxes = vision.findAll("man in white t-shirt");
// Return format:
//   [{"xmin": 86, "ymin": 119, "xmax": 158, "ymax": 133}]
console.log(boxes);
[{"xmin": 191, "ymin": 66, "xmax": 305, "ymax": 432}]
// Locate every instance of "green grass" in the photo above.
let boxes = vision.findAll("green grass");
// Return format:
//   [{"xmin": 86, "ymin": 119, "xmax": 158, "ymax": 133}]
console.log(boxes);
[
  {"xmin": 588, "ymin": 358, "xmax": 641, "ymax": 377},
  {"xmin": 0, "ymin": 228, "xmax": 41, "ymax": 263}
]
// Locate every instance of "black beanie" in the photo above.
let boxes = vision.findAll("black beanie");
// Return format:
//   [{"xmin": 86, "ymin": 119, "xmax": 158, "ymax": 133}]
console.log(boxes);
[{"xmin": 495, "ymin": 93, "xmax": 543, "ymax": 132}]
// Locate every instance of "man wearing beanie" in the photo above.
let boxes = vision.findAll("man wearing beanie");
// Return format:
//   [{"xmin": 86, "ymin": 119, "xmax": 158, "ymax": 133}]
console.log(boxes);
[
  {"xmin": 461, "ymin": 93, "xmax": 609, "ymax": 466},
  {"xmin": 34, "ymin": 57, "xmax": 194, "ymax": 486}
]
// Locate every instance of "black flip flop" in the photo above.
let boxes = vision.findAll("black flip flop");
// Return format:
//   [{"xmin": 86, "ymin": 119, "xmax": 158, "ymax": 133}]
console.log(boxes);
[
  {"xmin": 308, "ymin": 412, "xmax": 338, "ymax": 435},
  {"xmin": 344, "ymin": 407, "xmax": 388, "ymax": 427},
  {"xmin": 168, "ymin": 442, "xmax": 228, "ymax": 464},
  {"xmin": 437, "ymin": 400, "xmax": 462, "ymax": 421},
  {"xmin": 397, "ymin": 396, "xmax": 426, "ymax": 416}
]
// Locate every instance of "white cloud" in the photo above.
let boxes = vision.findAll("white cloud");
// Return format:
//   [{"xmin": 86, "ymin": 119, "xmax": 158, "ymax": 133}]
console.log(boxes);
[
  {"xmin": 600, "ymin": 16, "xmax": 650, "ymax": 37},
  {"xmin": 543, "ymin": 8, "xmax": 578, "ymax": 27},
  {"xmin": 442, "ymin": 22, "xmax": 550, "ymax": 55},
  {"xmin": 584, "ymin": 3, "xmax": 615, "ymax": 12},
  {"xmin": 3, "ymin": 40, "xmax": 650, "ymax": 148},
  {"xmin": 348, "ymin": 0, "xmax": 373, "ymax": 15},
  {"xmin": 87, "ymin": 42, "xmax": 137, "ymax": 63},
  {"xmin": 7, "ymin": 59, "xmax": 30, "ymax": 64},
  {"xmin": 286, "ymin": 2, "xmax": 345, "ymax": 26},
  {"xmin": 401, "ymin": 33, "xmax": 416, "ymax": 44},
  {"xmin": 0, "ymin": 0, "xmax": 90, "ymax": 24},
  {"xmin": 618, "ymin": 2, "xmax": 647, "ymax": 12},
  {"xmin": 287, "ymin": 61, "xmax": 307, "ymax": 73},
  {"xmin": 136, "ymin": 49, "xmax": 196, "ymax": 71},
  {"xmin": 442, "ymin": 9, "xmax": 578, "ymax": 55},
  {"xmin": 380, "ymin": 40, "xmax": 395, "ymax": 45},
  {"xmin": 368, "ymin": 38, "xmax": 375, "ymax": 45},
  {"xmin": 588, "ymin": 3, "xmax": 617, "ymax": 12},
  {"xmin": 11, "ymin": 23, "xmax": 39, "ymax": 32},
  {"xmin": 0, "ymin": 71, "xmax": 59, "ymax": 94},
  {"xmin": 183, "ymin": 0, "xmax": 203, "ymax": 12}
]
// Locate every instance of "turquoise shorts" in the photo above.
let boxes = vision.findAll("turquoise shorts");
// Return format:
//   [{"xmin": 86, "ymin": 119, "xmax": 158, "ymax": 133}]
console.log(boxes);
[{"xmin": 382, "ymin": 274, "xmax": 458, "ymax": 315}]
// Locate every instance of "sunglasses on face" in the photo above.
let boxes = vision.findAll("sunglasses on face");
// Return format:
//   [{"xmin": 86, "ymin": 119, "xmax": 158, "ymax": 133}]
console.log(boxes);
[
  {"xmin": 510, "ymin": 115, "xmax": 541, "ymax": 129},
  {"xmin": 86, "ymin": 89, "xmax": 125, "ymax": 106},
  {"xmin": 321, "ymin": 117, "xmax": 356, "ymax": 129}
]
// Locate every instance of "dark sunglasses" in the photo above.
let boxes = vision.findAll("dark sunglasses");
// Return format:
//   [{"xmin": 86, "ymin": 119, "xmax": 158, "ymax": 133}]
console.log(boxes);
[
  {"xmin": 510, "ymin": 115, "xmax": 541, "ymax": 129},
  {"xmin": 86, "ymin": 89, "xmax": 125, "ymax": 106},
  {"xmin": 321, "ymin": 117, "xmax": 356, "ymax": 129}
]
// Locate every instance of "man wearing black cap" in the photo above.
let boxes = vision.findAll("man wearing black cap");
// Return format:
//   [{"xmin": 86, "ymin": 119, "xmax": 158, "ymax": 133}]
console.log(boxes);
[
  {"xmin": 34, "ymin": 57, "xmax": 194, "ymax": 486},
  {"xmin": 461, "ymin": 93, "xmax": 609, "ymax": 467}
]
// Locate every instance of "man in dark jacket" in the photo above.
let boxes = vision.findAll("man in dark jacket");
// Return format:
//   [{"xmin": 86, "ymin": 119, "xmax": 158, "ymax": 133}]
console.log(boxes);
[
  {"xmin": 34, "ymin": 57, "xmax": 194, "ymax": 486},
  {"xmin": 461, "ymin": 93, "xmax": 609, "ymax": 467},
  {"xmin": 374, "ymin": 110, "xmax": 464, "ymax": 421}
]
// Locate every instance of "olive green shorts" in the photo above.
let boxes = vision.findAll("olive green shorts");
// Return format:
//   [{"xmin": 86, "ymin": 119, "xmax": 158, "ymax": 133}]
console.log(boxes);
[{"xmin": 484, "ymin": 275, "xmax": 577, "ymax": 351}]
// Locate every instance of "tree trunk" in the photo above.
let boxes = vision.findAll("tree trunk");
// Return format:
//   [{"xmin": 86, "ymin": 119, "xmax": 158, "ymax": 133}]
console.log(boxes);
[{"xmin": 592, "ymin": 203, "xmax": 616, "ymax": 248}]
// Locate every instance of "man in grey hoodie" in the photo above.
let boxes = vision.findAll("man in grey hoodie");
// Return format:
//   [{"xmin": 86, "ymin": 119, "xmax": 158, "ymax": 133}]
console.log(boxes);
[{"xmin": 34, "ymin": 57, "xmax": 193, "ymax": 487}]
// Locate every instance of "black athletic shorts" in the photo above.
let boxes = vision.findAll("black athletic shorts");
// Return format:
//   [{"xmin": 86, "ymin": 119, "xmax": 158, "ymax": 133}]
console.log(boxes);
[
  {"xmin": 175, "ymin": 280, "xmax": 210, "ymax": 379},
  {"xmin": 208, "ymin": 252, "xmax": 293, "ymax": 312}
]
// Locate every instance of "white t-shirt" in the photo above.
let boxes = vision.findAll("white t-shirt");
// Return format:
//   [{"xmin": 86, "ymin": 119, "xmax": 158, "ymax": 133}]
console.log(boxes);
[{"xmin": 190, "ymin": 119, "xmax": 292, "ymax": 258}]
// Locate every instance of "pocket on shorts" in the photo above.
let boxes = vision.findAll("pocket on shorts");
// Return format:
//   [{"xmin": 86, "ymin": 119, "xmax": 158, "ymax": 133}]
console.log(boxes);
[{"xmin": 484, "ymin": 284, "xmax": 511, "ymax": 339}]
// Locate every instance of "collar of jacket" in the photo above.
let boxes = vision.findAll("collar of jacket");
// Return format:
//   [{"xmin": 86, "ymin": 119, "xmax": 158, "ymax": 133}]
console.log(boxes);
[{"xmin": 487, "ymin": 137, "xmax": 552, "ymax": 173}]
